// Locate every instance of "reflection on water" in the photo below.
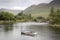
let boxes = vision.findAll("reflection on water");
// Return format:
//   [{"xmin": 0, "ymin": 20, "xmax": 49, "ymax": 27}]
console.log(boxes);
[
  {"xmin": 0, "ymin": 22, "xmax": 60, "ymax": 40},
  {"xmin": 4, "ymin": 25, "xmax": 13, "ymax": 32},
  {"xmin": 0, "ymin": 24, "xmax": 13, "ymax": 32},
  {"xmin": 49, "ymin": 26, "xmax": 60, "ymax": 40}
]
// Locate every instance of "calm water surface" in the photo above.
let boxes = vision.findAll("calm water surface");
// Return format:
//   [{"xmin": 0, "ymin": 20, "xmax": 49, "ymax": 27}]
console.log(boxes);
[{"xmin": 0, "ymin": 22, "xmax": 60, "ymax": 40}]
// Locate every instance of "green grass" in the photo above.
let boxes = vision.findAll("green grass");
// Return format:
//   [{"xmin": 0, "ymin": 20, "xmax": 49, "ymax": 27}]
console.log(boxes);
[{"xmin": 31, "ymin": 13, "xmax": 49, "ymax": 18}]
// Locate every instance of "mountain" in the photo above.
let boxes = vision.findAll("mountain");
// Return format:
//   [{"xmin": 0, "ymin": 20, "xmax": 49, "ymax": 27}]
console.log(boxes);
[
  {"xmin": 23, "ymin": 0, "xmax": 60, "ymax": 18},
  {"xmin": 23, "ymin": 3, "xmax": 49, "ymax": 18},
  {"xmin": 0, "ymin": 8, "xmax": 22, "ymax": 15},
  {"xmin": 49, "ymin": 0, "xmax": 60, "ymax": 6},
  {"xmin": 47, "ymin": 0, "xmax": 60, "ymax": 9}
]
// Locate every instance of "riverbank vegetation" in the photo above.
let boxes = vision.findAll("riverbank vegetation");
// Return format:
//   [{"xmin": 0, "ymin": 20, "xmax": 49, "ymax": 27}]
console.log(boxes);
[
  {"xmin": 0, "ymin": 12, "xmax": 15, "ymax": 24},
  {"xmin": 0, "ymin": 6, "xmax": 60, "ymax": 28},
  {"xmin": 48, "ymin": 7, "xmax": 60, "ymax": 29},
  {"xmin": 0, "ymin": 11, "xmax": 33, "ymax": 24},
  {"xmin": 0, "ymin": 11, "xmax": 47, "ymax": 24},
  {"xmin": 49, "ymin": 7, "xmax": 60, "ymax": 24}
]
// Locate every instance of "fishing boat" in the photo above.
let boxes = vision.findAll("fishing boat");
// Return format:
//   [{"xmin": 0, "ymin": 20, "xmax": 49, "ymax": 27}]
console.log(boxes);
[{"xmin": 21, "ymin": 31, "xmax": 37, "ymax": 37}]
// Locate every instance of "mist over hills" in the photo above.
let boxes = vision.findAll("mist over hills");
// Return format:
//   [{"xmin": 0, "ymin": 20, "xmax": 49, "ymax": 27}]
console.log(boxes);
[
  {"xmin": 0, "ymin": 8, "xmax": 22, "ymax": 15},
  {"xmin": 23, "ymin": 0, "xmax": 60, "ymax": 17}
]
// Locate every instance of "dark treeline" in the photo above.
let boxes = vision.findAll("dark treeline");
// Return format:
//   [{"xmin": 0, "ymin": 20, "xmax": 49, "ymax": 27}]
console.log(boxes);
[
  {"xmin": 0, "ymin": 11, "xmax": 33, "ymax": 22},
  {"xmin": 0, "ymin": 11, "xmax": 14, "ymax": 20},
  {"xmin": 48, "ymin": 7, "xmax": 60, "ymax": 30},
  {"xmin": 49, "ymin": 7, "xmax": 60, "ymax": 24}
]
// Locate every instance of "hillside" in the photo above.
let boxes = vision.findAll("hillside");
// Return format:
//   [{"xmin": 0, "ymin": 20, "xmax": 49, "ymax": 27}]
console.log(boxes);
[
  {"xmin": 23, "ymin": 0, "xmax": 60, "ymax": 18},
  {"xmin": 49, "ymin": 0, "xmax": 60, "ymax": 6}
]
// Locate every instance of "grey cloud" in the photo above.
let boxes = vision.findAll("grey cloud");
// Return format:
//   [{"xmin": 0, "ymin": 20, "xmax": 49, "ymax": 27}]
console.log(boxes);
[{"xmin": 0, "ymin": 0, "xmax": 52, "ymax": 10}]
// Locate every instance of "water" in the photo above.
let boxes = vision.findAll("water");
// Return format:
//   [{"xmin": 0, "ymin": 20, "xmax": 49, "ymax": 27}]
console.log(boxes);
[{"xmin": 0, "ymin": 22, "xmax": 60, "ymax": 40}]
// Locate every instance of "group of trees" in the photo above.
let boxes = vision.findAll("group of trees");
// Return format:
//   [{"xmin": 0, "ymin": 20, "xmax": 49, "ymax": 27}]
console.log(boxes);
[
  {"xmin": 34, "ymin": 16, "xmax": 46, "ymax": 22},
  {"xmin": 49, "ymin": 7, "xmax": 60, "ymax": 24},
  {"xmin": 0, "ymin": 11, "xmax": 32, "ymax": 21},
  {"xmin": 15, "ymin": 11, "xmax": 32, "ymax": 21},
  {"xmin": 0, "ymin": 12, "xmax": 14, "ymax": 20}
]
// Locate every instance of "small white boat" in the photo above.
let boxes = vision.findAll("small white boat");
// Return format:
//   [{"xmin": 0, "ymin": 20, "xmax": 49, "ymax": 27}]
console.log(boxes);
[{"xmin": 21, "ymin": 31, "xmax": 37, "ymax": 37}]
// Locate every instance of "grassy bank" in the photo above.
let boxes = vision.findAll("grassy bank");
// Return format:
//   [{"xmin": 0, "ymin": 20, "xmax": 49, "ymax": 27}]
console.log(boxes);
[
  {"xmin": 0, "ymin": 20, "xmax": 32, "ymax": 24},
  {"xmin": 49, "ymin": 24, "xmax": 60, "ymax": 33},
  {"xmin": 49, "ymin": 24, "xmax": 60, "ymax": 30},
  {"xmin": 0, "ymin": 21, "xmax": 15, "ymax": 25},
  {"xmin": 50, "ymin": 24, "xmax": 60, "ymax": 27}
]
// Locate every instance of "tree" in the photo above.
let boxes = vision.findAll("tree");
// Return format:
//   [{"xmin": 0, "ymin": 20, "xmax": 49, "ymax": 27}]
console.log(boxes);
[
  {"xmin": 18, "ymin": 11, "xmax": 23, "ymax": 16},
  {"xmin": 0, "ymin": 11, "xmax": 14, "ymax": 20},
  {"xmin": 49, "ymin": 7, "xmax": 54, "ymax": 17},
  {"xmin": 37, "ymin": 16, "xmax": 44, "ymax": 19},
  {"xmin": 49, "ymin": 7, "xmax": 55, "ymax": 24},
  {"xmin": 29, "ymin": 14, "xmax": 32, "ymax": 19},
  {"xmin": 49, "ymin": 8, "xmax": 60, "ymax": 24},
  {"xmin": 56, "ymin": 9, "xmax": 60, "ymax": 18}
]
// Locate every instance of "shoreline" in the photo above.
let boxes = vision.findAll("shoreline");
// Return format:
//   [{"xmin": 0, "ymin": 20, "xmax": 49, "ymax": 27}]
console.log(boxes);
[
  {"xmin": 0, "ymin": 21, "xmax": 15, "ymax": 25},
  {"xmin": 49, "ymin": 24, "xmax": 60, "ymax": 29}
]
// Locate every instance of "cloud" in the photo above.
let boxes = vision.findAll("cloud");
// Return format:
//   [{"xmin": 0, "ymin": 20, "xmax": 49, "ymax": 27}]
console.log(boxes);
[{"xmin": 0, "ymin": 0, "xmax": 52, "ymax": 10}]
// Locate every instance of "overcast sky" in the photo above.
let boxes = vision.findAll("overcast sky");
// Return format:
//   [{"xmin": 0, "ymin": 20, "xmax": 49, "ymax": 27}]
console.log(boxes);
[{"xmin": 0, "ymin": 0, "xmax": 53, "ymax": 10}]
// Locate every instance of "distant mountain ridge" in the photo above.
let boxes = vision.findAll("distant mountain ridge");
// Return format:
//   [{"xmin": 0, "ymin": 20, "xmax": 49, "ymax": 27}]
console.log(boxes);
[
  {"xmin": 23, "ymin": 0, "xmax": 60, "ymax": 17},
  {"xmin": 49, "ymin": 0, "xmax": 60, "ymax": 5},
  {"xmin": 0, "ymin": 8, "xmax": 22, "ymax": 15}
]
